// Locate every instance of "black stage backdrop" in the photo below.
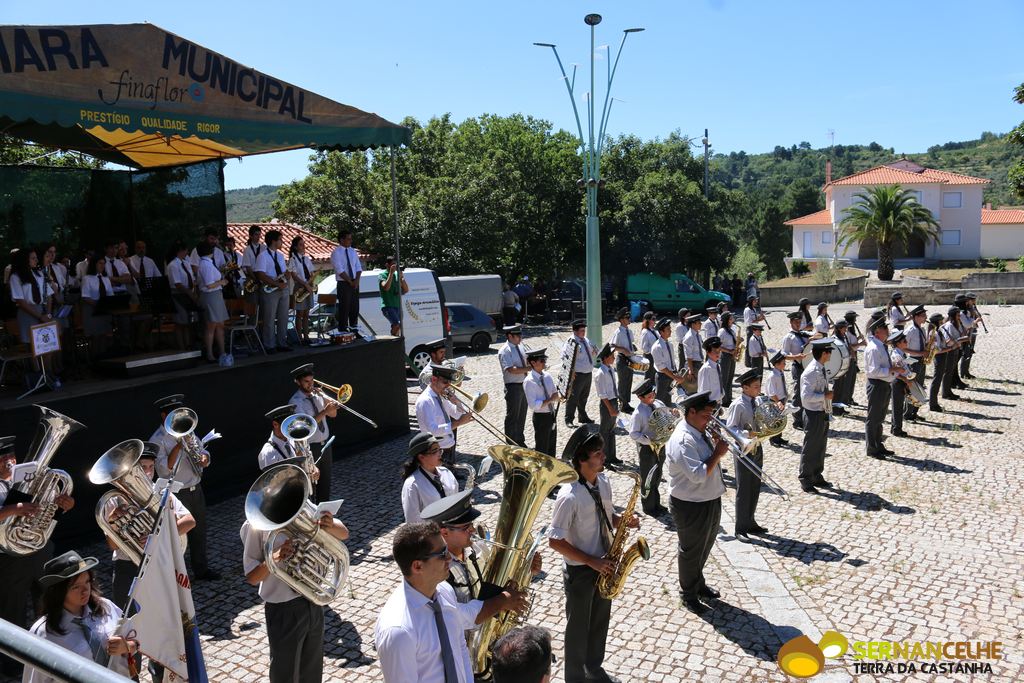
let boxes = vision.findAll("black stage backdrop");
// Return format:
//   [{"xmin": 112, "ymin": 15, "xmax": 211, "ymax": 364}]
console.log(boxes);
[{"xmin": 0, "ymin": 339, "xmax": 409, "ymax": 544}]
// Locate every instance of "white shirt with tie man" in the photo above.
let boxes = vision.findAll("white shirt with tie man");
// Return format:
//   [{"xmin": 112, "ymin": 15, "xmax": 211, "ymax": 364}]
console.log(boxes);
[
  {"xmin": 254, "ymin": 232, "xmax": 290, "ymax": 351},
  {"xmin": 700, "ymin": 312, "xmax": 720, "ymax": 341},
  {"xmin": 652, "ymin": 321, "xmax": 685, "ymax": 405},
  {"xmin": 682, "ymin": 318, "xmax": 704, "ymax": 378},
  {"xmin": 561, "ymin": 322, "xmax": 596, "ymax": 426},
  {"xmin": 129, "ymin": 242, "xmax": 162, "ymax": 279},
  {"xmin": 523, "ymin": 351, "xmax": 560, "ymax": 456},
  {"xmin": 415, "ymin": 365, "xmax": 472, "ymax": 466},
  {"xmin": 289, "ymin": 365, "xmax": 338, "ymax": 502},
  {"xmin": 330, "ymin": 230, "xmax": 363, "ymax": 330},
  {"xmin": 864, "ymin": 322, "xmax": 896, "ymax": 459},
  {"xmin": 698, "ymin": 337, "xmax": 725, "ymax": 402},
  {"xmin": 497, "ymin": 327, "xmax": 531, "ymax": 447}
]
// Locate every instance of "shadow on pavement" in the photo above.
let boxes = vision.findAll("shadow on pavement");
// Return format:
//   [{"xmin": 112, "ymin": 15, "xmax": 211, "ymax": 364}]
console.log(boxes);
[{"xmin": 816, "ymin": 488, "xmax": 915, "ymax": 515}]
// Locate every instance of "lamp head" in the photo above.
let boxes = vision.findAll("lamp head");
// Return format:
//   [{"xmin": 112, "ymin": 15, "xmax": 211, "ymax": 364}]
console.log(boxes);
[
  {"xmin": 533, "ymin": 42, "xmax": 556, "ymax": 48},
  {"xmin": 624, "ymin": 27, "xmax": 645, "ymax": 33},
  {"xmin": 584, "ymin": 13, "xmax": 603, "ymax": 26}
]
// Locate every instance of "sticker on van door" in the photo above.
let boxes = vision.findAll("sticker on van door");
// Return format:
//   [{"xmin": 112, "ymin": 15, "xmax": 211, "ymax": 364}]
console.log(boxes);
[{"xmin": 405, "ymin": 295, "xmax": 441, "ymax": 324}]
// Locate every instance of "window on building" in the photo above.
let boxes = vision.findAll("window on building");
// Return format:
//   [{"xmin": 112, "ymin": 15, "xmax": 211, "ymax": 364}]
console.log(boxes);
[
  {"xmin": 821, "ymin": 230, "xmax": 832, "ymax": 244},
  {"xmin": 905, "ymin": 190, "xmax": 923, "ymax": 204},
  {"xmin": 942, "ymin": 192, "xmax": 962, "ymax": 208},
  {"xmin": 941, "ymin": 230, "xmax": 961, "ymax": 246}
]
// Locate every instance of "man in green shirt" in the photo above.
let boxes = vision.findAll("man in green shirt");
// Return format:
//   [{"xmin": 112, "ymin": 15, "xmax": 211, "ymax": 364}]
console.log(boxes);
[{"xmin": 378, "ymin": 256, "xmax": 409, "ymax": 335}]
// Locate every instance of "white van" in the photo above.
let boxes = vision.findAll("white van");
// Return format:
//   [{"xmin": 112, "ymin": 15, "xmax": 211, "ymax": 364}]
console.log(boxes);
[{"xmin": 315, "ymin": 267, "xmax": 449, "ymax": 371}]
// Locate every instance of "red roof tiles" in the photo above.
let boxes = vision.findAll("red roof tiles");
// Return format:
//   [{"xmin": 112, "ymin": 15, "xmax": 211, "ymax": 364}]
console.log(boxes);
[
  {"xmin": 784, "ymin": 209, "xmax": 832, "ymax": 226},
  {"xmin": 981, "ymin": 208, "xmax": 1024, "ymax": 225},
  {"xmin": 226, "ymin": 221, "xmax": 353, "ymax": 265},
  {"xmin": 826, "ymin": 162, "xmax": 990, "ymax": 188}
]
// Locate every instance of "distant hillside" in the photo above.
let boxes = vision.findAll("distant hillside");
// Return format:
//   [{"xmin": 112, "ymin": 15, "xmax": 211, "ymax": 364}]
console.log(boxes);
[
  {"xmin": 225, "ymin": 185, "xmax": 279, "ymax": 222},
  {"xmin": 711, "ymin": 132, "xmax": 1020, "ymax": 208}
]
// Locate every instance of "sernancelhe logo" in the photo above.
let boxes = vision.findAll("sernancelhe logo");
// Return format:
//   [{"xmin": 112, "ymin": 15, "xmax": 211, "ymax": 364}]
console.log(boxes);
[{"xmin": 776, "ymin": 630, "xmax": 1003, "ymax": 678}]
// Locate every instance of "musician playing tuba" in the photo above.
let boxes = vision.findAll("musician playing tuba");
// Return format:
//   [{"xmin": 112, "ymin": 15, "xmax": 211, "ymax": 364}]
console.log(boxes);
[{"xmin": 549, "ymin": 426, "xmax": 639, "ymax": 683}]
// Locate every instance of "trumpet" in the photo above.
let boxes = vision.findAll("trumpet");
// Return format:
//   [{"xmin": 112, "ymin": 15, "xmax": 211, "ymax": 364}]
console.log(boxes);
[
  {"xmin": 312, "ymin": 380, "xmax": 378, "ymax": 428},
  {"xmin": 706, "ymin": 412, "xmax": 789, "ymax": 500}
]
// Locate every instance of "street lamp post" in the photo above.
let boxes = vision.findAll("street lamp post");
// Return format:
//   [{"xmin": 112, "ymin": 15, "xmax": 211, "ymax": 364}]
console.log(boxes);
[{"xmin": 535, "ymin": 15, "xmax": 643, "ymax": 345}]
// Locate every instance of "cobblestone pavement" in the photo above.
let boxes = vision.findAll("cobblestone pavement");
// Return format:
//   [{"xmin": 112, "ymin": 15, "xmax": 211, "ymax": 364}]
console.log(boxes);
[{"xmin": 6, "ymin": 304, "xmax": 1022, "ymax": 682}]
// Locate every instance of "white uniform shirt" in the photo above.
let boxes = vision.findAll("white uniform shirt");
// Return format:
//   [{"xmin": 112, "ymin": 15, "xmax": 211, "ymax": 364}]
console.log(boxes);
[
  {"xmin": 165, "ymin": 258, "xmax": 193, "ymax": 290},
  {"xmin": 594, "ymin": 363, "xmax": 617, "ymax": 400},
  {"xmin": 673, "ymin": 322, "xmax": 688, "ymax": 346},
  {"xmin": 698, "ymin": 359, "xmax": 723, "ymax": 401},
  {"xmin": 611, "ymin": 324, "xmax": 634, "ymax": 354},
  {"xmin": 799, "ymin": 359, "xmax": 828, "ymax": 411},
  {"xmin": 401, "ymin": 467, "xmax": 459, "ymax": 524},
  {"xmin": 241, "ymin": 243, "xmax": 263, "ymax": 271},
  {"xmin": 682, "ymin": 329, "xmax": 702, "ymax": 365},
  {"xmin": 44, "ymin": 263, "xmax": 69, "ymax": 294},
  {"xmin": 748, "ymin": 333, "xmax": 765, "ymax": 358},
  {"xmin": 240, "ymin": 521, "xmax": 300, "ymax": 604},
  {"xmin": 151, "ymin": 424, "xmax": 202, "ymax": 488},
  {"xmin": 814, "ymin": 314, "xmax": 831, "ymax": 335},
  {"xmin": 864, "ymin": 337, "xmax": 894, "ymax": 382},
  {"xmin": 330, "ymin": 246, "xmax": 363, "ymax": 282},
  {"xmin": 190, "ymin": 246, "xmax": 225, "ymax": 270},
  {"xmin": 75, "ymin": 258, "xmax": 90, "ymax": 282},
  {"xmin": 255, "ymin": 249, "xmax": 286, "ymax": 280},
  {"xmin": 104, "ymin": 258, "xmax": 130, "ymax": 293},
  {"xmin": 289, "ymin": 389, "xmax": 329, "ymax": 443},
  {"xmin": 288, "ymin": 253, "xmax": 315, "ymax": 293},
  {"xmin": 765, "ymin": 368, "xmax": 788, "ymax": 402},
  {"xmin": 652, "ymin": 336, "xmax": 677, "ymax": 373},
  {"xmin": 639, "ymin": 327, "xmax": 658, "ymax": 355},
  {"xmin": 415, "ymin": 387, "xmax": 463, "ymax": 448},
  {"xmin": 890, "ymin": 347, "xmax": 909, "ymax": 375},
  {"xmin": 700, "ymin": 317, "xmax": 719, "ymax": 341},
  {"xmin": 9, "ymin": 272, "xmax": 50, "ymax": 305},
  {"xmin": 666, "ymin": 421, "xmax": 726, "ymax": 502},
  {"xmin": 129, "ymin": 254, "xmax": 162, "ymax": 278},
  {"xmin": 497, "ymin": 341, "xmax": 528, "ymax": 385},
  {"xmin": 906, "ymin": 324, "xmax": 927, "ymax": 356},
  {"xmin": 726, "ymin": 394, "xmax": 756, "ymax": 432},
  {"xmin": 80, "ymin": 274, "xmax": 113, "ymax": 302},
  {"xmin": 781, "ymin": 330, "xmax": 806, "ymax": 362},
  {"xmin": 717, "ymin": 325, "xmax": 737, "ymax": 351},
  {"xmin": 743, "ymin": 307, "xmax": 757, "ymax": 326},
  {"xmin": 523, "ymin": 370, "xmax": 556, "ymax": 413},
  {"xmin": 562, "ymin": 336, "xmax": 596, "ymax": 374},
  {"xmin": 375, "ymin": 580, "xmax": 479, "ymax": 683},
  {"xmin": 549, "ymin": 475, "xmax": 614, "ymax": 566},
  {"xmin": 889, "ymin": 305, "xmax": 907, "ymax": 328},
  {"xmin": 630, "ymin": 399, "xmax": 666, "ymax": 446},
  {"xmin": 197, "ymin": 257, "xmax": 223, "ymax": 292},
  {"xmin": 24, "ymin": 599, "xmax": 132, "ymax": 682},
  {"xmin": 258, "ymin": 433, "xmax": 295, "ymax": 470}
]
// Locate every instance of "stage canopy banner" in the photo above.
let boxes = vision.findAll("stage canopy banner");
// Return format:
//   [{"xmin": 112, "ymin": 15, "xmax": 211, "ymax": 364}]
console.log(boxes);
[{"xmin": 0, "ymin": 24, "xmax": 411, "ymax": 168}]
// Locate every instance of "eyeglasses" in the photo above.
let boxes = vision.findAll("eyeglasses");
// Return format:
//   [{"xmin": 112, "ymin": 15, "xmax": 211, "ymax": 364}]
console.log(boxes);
[
  {"xmin": 420, "ymin": 546, "xmax": 451, "ymax": 562},
  {"xmin": 424, "ymin": 445, "xmax": 442, "ymax": 456},
  {"xmin": 443, "ymin": 523, "xmax": 474, "ymax": 533}
]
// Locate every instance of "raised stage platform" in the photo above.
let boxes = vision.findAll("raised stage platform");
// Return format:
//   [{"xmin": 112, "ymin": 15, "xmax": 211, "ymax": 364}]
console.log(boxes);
[{"xmin": 0, "ymin": 338, "xmax": 410, "ymax": 543}]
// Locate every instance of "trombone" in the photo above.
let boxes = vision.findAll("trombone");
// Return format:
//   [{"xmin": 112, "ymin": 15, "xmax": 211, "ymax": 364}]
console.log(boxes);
[
  {"xmin": 312, "ymin": 380, "xmax": 378, "ymax": 428},
  {"xmin": 444, "ymin": 383, "xmax": 519, "ymax": 445},
  {"xmin": 707, "ymin": 411, "xmax": 789, "ymax": 500}
]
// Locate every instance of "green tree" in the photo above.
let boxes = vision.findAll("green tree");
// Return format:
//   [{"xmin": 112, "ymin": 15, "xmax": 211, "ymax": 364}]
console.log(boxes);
[
  {"xmin": 838, "ymin": 185, "xmax": 940, "ymax": 281},
  {"xmin": 1009, "ymin": 82, "xmax": 1024, "ymax": 200},
  {"xmin": 781, "ymin": 178, "xmax": 822, "ymax": 219}
]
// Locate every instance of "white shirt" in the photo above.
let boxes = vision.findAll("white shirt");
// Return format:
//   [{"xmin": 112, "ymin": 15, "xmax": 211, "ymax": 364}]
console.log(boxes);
[
  {"xmin": 864, "ymin": 337, "xmax": 894, "ymax": 382},
  {"xmin": 151, "ymin": 423, "xmax": 203, "ymax": 488},
  {"xmin": 415, "ymin": 387, "xmax": 463, "ymax": 448},
  {"xmin": 104, "ymin": 258, "xmax": 130, "ymax": 293},
  {"xmin": 165, "ymin": 258, "xmax": 193, "ymax": 290},
  {"xmin": 401, "ymin": 467, "xmax": 459, "ymax": 523},
  {"xmin": 258, "ymin": 433, "xmax": 295, "ymax": 470},
  {"xmin": 289, "ymin": 389, "xmax": 330, "ymax": 443},
  {"xmin": 549, "ymin": 475, "xmax": 614, "ymax": 566},
  {"xmin": 700, "ymin": 317, "xmax": 719, "ymax": 341},
  {"xmin": 652, "ymin": 336, "xmax": 677, "ymax": 373},
  {"xmin": 497, "ymin": 341, "xmax": 528, "ymax": 385},
  {"xmin": 288, "ymin": 253, "xmax": 315, "ymax": 292},
  {"xmin": 240, "ymin": 521, "xmax": 300, "ymax": 604},
  {"xmin": 765, "ymin": 368, "xmax": 788, "ymax": 402},
  {"xmin": 80, "ymin": 274, "xmax": 113, "ymax": 302},
  {"xmin": 630, "ymin": 399, "xmax": 666, "ymax": 446},
  {"xmin": 717, "ymin": 325, "xmax": 737, "ymax": 351},
  {"xmin": 906, "ymin": 324, "xmax": 927, "ymax": 355},
  {"xmin": 24, "ymin": 599, "xmax": 132, "ymax": 682},
  {"xmin": 375, "ymin": 580, "xmax": 480, "ymax": 683},
  {"xmin": 255, "ymin": 249, "xmax": 286, "ymax": 279},
  {"xmin": 726, "ymin": 394, "xmax": 756, "ymax": 433},
  {"xmin": 813, "ymin": 314, "xmax": 830, "ymax": 335},
  {"xmin": 781, "ymin": 330, "xmax": 806, "ymax": 361},
  {"xmin": 940, "ymin": 321, "xmax": 961, "ymax": 347},
  {"xmin": 799, "ymin": 359, "xmax": 828, "ymax": 411},
  {"xmin": 748, "ymin": 333, "xmax": 765, "ymax": 358},
  {"xmin": 129, "ymin": 254, "xmax": 162, "ymax": 278},
  {"xmin": 639, "ymin": 327, "xmax": 658, "ymax": 355},
  {"xmin": 594, "ymin": 363, "xmax": 617, "ymax": 400},
  {"xmin": 523, "ymin": 370, "xmax": 556, "ymax": 413},
  {"xmin": 743, "ymin": 307, "xmax": 757, "ymax": 326},
  {"xmin": 331, "ymin": 246, "xmax": 363, "ymax": 282},
  {"xmin": 666, "ymin": 421, "xmax": 725, "ymax": 502},
  {"xmin": 197, "ymin": 257, "xmax": 223, "ymax": 292},
  {"xmin": 44, "ymin": 262, "xmax": 69, "ymax": 293},
  {"xmin": 562, "ymin": 335, "xmax": 596, "ymax": 374},
  {"xmin": 698, "ymin": 359, "xmax": 723, "ymax": 401},
  {"xmin": 611, "ymin": 324, "xmax": 634, "ymax": 354},
  {"xmin": 682, "ymin": 329, "xmax": 702, "ymax": 364},
  {"xmin": 241, "ymin": 243, "xmax": 263, "ymax": 271},
  {"xmin": 888, "ymin": 305, "xmax": 907, "ymax": 328},
  {"xmin": 75, "ymin": 258, "xmax": 90, "ymax": 282},
  {"xmin": 190, "ymin": 246, "xmax": 225, "ymax": 269},
  {"xmin": 673, "ymin": 322, "xmax": 688, "ymax": 346},
  {"xmin": 9, "ymin": 272, "xmax": 50, "ymax": 305}
]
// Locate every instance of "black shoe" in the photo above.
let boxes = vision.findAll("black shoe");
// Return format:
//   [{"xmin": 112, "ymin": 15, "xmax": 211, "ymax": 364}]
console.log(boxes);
[
  {"xmin": 579, "ymin": 416, "xmax": 595, "ymax": 424},
  {"xmin": 881, "ymin": 447, "xmax": 896, "ymax": 456},
  {"xmin": 814, "ymin": 479, "xmax": 834, "ymax": 489},
  {"xmin": 905, "ymin": 414, "xmax": 920, "ymax": 422},
  {"xmin": 698, "ymin": 585, "xmax": 721, "ymax": 599},
  {"xmin": 644, "ymin": 505, "xmax": 668, "ymax": 517},
  {"xmin": 832, "ymin": 409, "xmax": 847, "ymax": 417},
  {"xmin": 750, "ymin": 524, "xmax": 769, "ymax": 534},
  {"xmin": 930, "ymin": 405, "xmax": 944, "ymax": 413},
  {"xmin": 606, "ymin": 456, "xmax": 624, "ymax": 466},
  {"xmin": 622, "ymin": 406, "xmax": 635, "ymax": 414},
  {"xmin": 735, "ymin": 532, "xmax": 754, "ymax": 543},
  {"xmin": 682, "ymin": 596, "xmax": 708, "ymax": 614},
  {"xmin": 800, "ymin": 483, "xmax": 819, "ymax": 493},
  {"xmin": 564, "ymin": 421, "xmax": 575, "ymax": 429},
  {"xmin": 867, "ymin": 452, "xmax": 886, "ymax": 460},
  {"xmin": 194, "ymin": 570, "xmax": 222, "ymax": 581},
  {"xmin": 792, "ymin": 423, "xmax": 804, "ymax": 431},
  {"xmin": 891, "ymin": 429, "xmax": 908, "ymax": 437},
  {"xmin": 769, "ymin": 438, "xmax": 784, "ymax": 447},
  {"xmin": 963, "ymin": 373, "xmax": 976, "ymax": 380},
  {"xmin": 943, "ymin": 393, "xmax": 961, "ymax": 400},
  {"xmin": 954, "ymin": 382, "xmax": 969, "ymax": 390}
]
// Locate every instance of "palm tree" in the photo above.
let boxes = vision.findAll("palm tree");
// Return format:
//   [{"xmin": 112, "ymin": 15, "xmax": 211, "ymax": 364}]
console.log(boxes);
[{"xmin": 838, "ymin": 185, "xmax": 941, "ymax": 281}]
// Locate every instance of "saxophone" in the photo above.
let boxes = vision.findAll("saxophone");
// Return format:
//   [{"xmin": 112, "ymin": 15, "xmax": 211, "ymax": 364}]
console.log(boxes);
[
  {"xmin": 923, "ymin": 330, "xmax": 937, "ymax": 365},
  {"xmin": 596, "ymin": 469, "xmax": 651, "ymax": 599},
  {"xmin": 0, "ymin": 406, "xmax": 84, "ymax": 555}
]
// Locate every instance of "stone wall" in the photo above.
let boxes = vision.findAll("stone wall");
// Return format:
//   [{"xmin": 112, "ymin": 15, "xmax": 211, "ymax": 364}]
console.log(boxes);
[
  {"xmin": 866, "ymin": 271, "xmax": 1024, "ymax": 306},
  {"xmin": 759, "ymin": 275, "xmax": 867, "ymax": 307},
  {"xmin": 964, "ymin": 272, "xmax": 1024, "ymax": 289}
]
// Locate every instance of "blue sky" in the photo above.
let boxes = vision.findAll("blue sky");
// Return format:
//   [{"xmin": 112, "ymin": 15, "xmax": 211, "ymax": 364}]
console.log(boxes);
[{"xmin": 9, "ymin": 1, "xmax": 1024, "ymax": 189}]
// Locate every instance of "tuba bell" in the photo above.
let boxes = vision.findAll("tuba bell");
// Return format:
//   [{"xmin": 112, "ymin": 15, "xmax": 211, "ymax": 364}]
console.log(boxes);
[
  {"xmin": 164, "ymin": 407, "xmax": 207, "ymax": 478},
  {"xmin": 244, "ymin": 463, "xmax": 349, "ymax": 606},
  {"xmin": 0, "ymin": 406, "xmax": 84, "ymax": 555},
  {"xmin": 90, "ymin": 439, "xmax": 161, "ymax": 566}
]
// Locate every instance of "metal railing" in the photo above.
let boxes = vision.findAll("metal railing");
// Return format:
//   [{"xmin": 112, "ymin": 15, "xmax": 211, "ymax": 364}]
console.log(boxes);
[{"xmin": 0, "ymin": 618, "xmax": 127, "ymax": 682}]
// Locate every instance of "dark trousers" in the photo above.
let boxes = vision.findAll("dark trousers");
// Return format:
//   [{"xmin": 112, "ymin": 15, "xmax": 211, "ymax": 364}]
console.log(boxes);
[
  {"xmin": 655, "ymin": 372, "xmax": 674, "ymax": 405},
  {"xmin": 676, "ymin": 344, "xmax": 686, "ymax": 374},
  {"xmin": 831, "ymin": 368, "xmax": 850, "ymax": 407},
  {"xmin": 0, "ymin": 542, "xmax": 52, "ymax": 675},
  {"xmin": 644, "ymin": 353, "xmax": 656, "ymax": 382},
  {"xmin": 336, "ymin": 281, "xmax": 359, "ymax": 330},
  {"xmin": 637, "ymin": 444, "xmax": 662, "ymax": 513},
  {"xmin": 865, "ymin": 379, "xmax": 891, "ymax": 456},
  {"xmin": 891, "ymin": 381, "xmax": 905, "ymax": 433},
  {"xmin": 175, "ymin": 486, "xmax": 209, "ymax": 576},
  {"xmin": 799, "ymin": 409, "xmax": 828, "ymax": 485},
  {"xmin": 960, "ymin": 336, "xmax": 976, "ymax": 376},
  {"xmin": 615, "ymin": 355, "xmax": 634, "ymax": 411},
  {"xmin": 791, "ymin": 362, "xmax": 805, "ymax": 427},
  {"xmin": 598, "ymin": 397, "xmax": 618, "ymax": 461},
  {"xmin": 669, "ymin": 496, "xmax": 721, "ymax": 600},
  {"xmin": 930, "ymin": 354, "xmax": 948, "ymax": 407},
  {"xmin": 734, "ymin": 446, "xmax": 763, "ymax": 533},
  {"xmin": 504, "ymin": 383, "xmax": 527, "ymax": 446},
  {"xmin": 845, "ymin": 361, "xmax": 860, "ymax": 404},
  {"xmin": 748, "ymin": 354, "xmax": 764, "ymax": 378},
  {"xmin": 312, "ymin": 441, "xmax": 332, "ymax": 503},
  {"xmin": 720, "ymin": 352, "xmax": 736, "ymax": 406},
  {"xmin": 562, "ymin": 564, "xmax": 612, "ymax": 683},
  {"xmin": 945, "ymin": 348, "xmax": 962, "ymax": 392},
  {"xmin": 533, "ymin": 412, "xmax": 556, "ymax": 457},
  {"xmin": 265, "ymin": 597, "xmax": 324, "ymax": 683},
  {"xmin": 906, "ymin": 360, "xmax": 925, "ymax": 417},
  {"xmin": 502, "ymin": 306, "xmax": 517, "ymax": 325},
  {"xmin": 565, "ymin": 371, "xmax": 592, "ymax": 424}
]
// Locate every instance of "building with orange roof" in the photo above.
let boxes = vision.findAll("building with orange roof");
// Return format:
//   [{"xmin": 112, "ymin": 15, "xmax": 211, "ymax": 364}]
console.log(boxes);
[
  {"xmin": 783, "ymin": 160, "xmax": 1021, "ymax": 267},
  {"xmin": 226, "ymin": 220, "xmax": 370, "ymax": 269}
]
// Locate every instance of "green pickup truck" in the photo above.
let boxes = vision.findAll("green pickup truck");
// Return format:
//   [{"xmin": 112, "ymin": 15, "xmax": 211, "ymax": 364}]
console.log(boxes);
[{"xmin": 626, "ymin": 272, "xmax": 732, "ymax": 313}]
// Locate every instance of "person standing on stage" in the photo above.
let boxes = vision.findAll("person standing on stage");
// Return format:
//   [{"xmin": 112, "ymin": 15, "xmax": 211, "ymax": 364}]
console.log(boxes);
[
  {"xmin": 255, "ymin": 229, "xmax": 292, "ymax": 353},
  {"xmin": 401, "ymin": 432, "xmax": 459, "ymax": 524},
  {"xmin": 903, "ymin": 305, "xmax": 928, "ymax": 422},
  {"xmin": 698, "ymin": 337, "xmax": 725, "ymax": 404},
  {"xmin": 240, "ymin": 224, "xmax": 263, "ymax": 306},
  {"xmin": 378, "ymin": 256, "xmax": 408, "ymax": 337},
  {"xmin": 242, "ymin": 491, "xmax": 348, "ymax": 683},
  {"xmin": 610, "ymin": 308, "xmax": 636, "ymax": 414},
  {"xmin": 729, "ymin": 369, "xmax": 769, "ymax": 542},
  {"xmin": 374, "ymin": 522, "xmax": 480, "ymax": 683},
  {"xmin": 681, "ymin": 314, "xmax": 704, "ymax": 385},
  {"xmin": 630, "ymin": 379, "xmax": 670, "ymax": 517},
  {"xmin": 498, "ymin": 325, "xmax": 530, "ymax": 447},
  {"xmin": 165, "ymin": 243, "xmax": 196, "ymax": 351},
  {"xmin": 561, "ymin": 320, "xmax": 597, "ymax": 428},
  {"xmin": 746, "ymin": 323, "xmax": 767, "ymax": 373},
  {"xmin": 416, "ymin": 363, "xmax": 473, "ymax": 468},
  {"xmin": 700, "ymin": 307, "xmax": 720, "ymax": 342},
  {"xmin": 594, "ymin": 344, "xmax": 622, "ymax": 465},
  {"xmin": 523, "ymin": 348, "xmax": 560, "ymax": 457},
  {"xmin": 716, "ymin": 312, "xmax": 739, "ymax": 407},
  {"xmin": 288, "ymin": 236, "xmax": 317, "ymax": 346},
  {"xmin": 798, "ymin": 339, "xmax": 834, "ymax": 493},
  {"xmin": 864, "ymin": 319, "xmax": 897, "ymax": 460},
  {"xmin": 289, "ymin": 364, "xmax": 337, "ymax": 503},
  {"xmin": 189, "ymin": 227, "xmax": 226, "ymax": 274},
  {"xmin": 639, "ymin": 311, "xmax": 658, "ymax": 382},
  {"xmin": 764, "ymin": 352, "xmax": 790, "ymax": 447},
  {"xmin": 782, "ymin": 312, "xmax": 808, "ymax": 429},
  {"xmin": 673, "ymin": 308, "xmax": 690, "ymax": 372},
  {"xmin": 842, "ymin": 311, "xmax": 866, "ymax": 406},
  {"xmin": 928, "ymin": 312, "xmax": 955, "ymax": 412},
  {"xmin": 549, "ymin": 427, "xmax": 638, "ymax": 683},
  {"xmin": 151, "ymin": 394, "xmax": 218, "ymax": 581},
  {"xmin": 129, "ymin": 240, "xmax": 162, "ymax": 279},
  {"xmin": 888, "ymin": 330, "xmax": 913, "ymax": 438},
  {"xmin": 665, "ymin": 390, "xmax": 728, "ymax": 615},
  {"xmin": 196, "ymin": 242, "xmax": 229, "ymax": 363},
  {"xmin": 652, "ymin": 318, "xmax": 686, "ymax": 406},
  {"xmin": 331, "ymin": 229, "xmax": 362, "ymax": 332}
]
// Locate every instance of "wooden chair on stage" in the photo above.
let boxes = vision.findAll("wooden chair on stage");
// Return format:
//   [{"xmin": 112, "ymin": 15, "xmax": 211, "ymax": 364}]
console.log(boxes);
[
  {"xmin": 311, "ymin": 293, "xmax": 337, "ymax": 343},
  {"xmin": 225, "ymin": 299, "xmax": 265, "ymax": 356}
]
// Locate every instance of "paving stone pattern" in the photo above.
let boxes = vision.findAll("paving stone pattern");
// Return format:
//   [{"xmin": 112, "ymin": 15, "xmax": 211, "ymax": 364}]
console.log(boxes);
[{"xmin": 6, "ymin": 306, "xmax": 1022, "ymax": 682}]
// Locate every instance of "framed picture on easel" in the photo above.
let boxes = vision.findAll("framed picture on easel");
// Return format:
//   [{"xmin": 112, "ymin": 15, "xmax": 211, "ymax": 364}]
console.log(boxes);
[{"xmin": 19, "ymin": 320, "xmax": 62, "ymax": 400}]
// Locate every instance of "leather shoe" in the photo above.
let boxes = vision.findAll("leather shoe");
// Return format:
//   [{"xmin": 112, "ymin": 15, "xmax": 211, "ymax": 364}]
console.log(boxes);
[
  {"xmin": 881, "ymin": 447, "xmax": 896, "ymax": 456},
  {"xmin": 929, "ymin": 405, "xmax": 944, "ymax": 413},
  {"xmin": 943, "ymin": 393, "xmax": 961, "ymax": 400},
  {"xmin": 735, "ymin": 532, "xmax": 754, "ymax": 543},
  {"xmin": 681, "ymin": 596, "xmax": 708, "ymax": 614},
  {"xmin": 800, "ymin": 483, "xmax": 819, "ymax": 493},
  {"xmin": 699, "ymin": 585, "xmax": 721, "ymax": 599},
  {"xmin": 867, "ymin": 452, "xmax": 886, "ymax": 460},
  {"xmin": 750, "ymin": 523, "xmax": 769, "ymax": 534},
  {"xmin": 814, "ymin": 479, "xmax": 833, "ymax": 489},
  {"xmin": 644, "ymin": 505, "xmax": 668, "ymax": 517},
  {"xmin": 579, "ymin": 416, "xmax": 595, "ymax": 424},
  {"xmin": 891, "ymin": 429, "xmax": 908, "ymax": 437},
  {"xmin": 622, "ymin": 406, "xmax": 635, "ymax": 414}
]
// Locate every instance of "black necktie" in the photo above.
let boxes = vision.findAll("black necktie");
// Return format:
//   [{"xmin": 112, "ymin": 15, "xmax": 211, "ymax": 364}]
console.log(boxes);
[
  {"xmin": 608, "ymin": 366, "xmax": 617, "ymax": 396},
  {"xmin": 273, "ymin": 253, "xmax": 282, "ymax": 276},
  {"xmin": 308, "ymin": 396, "xmax": 325, "ymax": 432},
  {"xmin": 345, "ymin": 249, "xmax": 354, "ymax": 278},
  {"xmin": 583, "ymin": 481, "xmax": 612, "ymax": 551},
  {"xmin": 515, "ymin": 344, "xmax": 525, "ymax": 367},
  {"xmin": 99, "ymin": 276, "xmax": 109, "ymax": 298},
  {"xmin": 182, "ymin": 259, "xmax": 193, "ymax": 289},
  {"xmin": 420, "ymin": 467, "xmax": 446, "ymax": 497}
]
